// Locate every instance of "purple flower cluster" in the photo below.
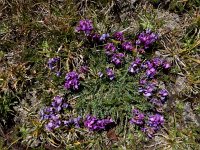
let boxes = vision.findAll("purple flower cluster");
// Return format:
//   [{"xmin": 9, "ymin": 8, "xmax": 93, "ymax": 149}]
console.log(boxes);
[
  {"xmin": 47, "ymin": 57, "xmax": 61, "ymax": 76},
  {"xmin": 130, "ymin": 109, "xmax": 164, "ymax": 138},
  {"xmin": 113, "ymin": 32, "xmax": 124, "ymax": 41},
  {"xmin": 128, "ymin": 57, "xmax": 170, "ymax": 138},
  {"xmin": 130, "ymin": 109, "xmax": 145, "ymax": 125},
  {"xmin": 73, "ymin": 20, "xmax": 171, "ymax": 138},
  {"xmin": 88, "ymin": 33, "xmax": 100, "ymax": 42},
  {"xmin": 75, "ymin": 19, "xmax": 93, "ymax": 34},
  {"xmin": 105, "ymin": 43, "xmax": 117, "ymax": 56},
  {"xmin": 40, "ymin": 96, "xmax": 82, "ymax": 131},
  {"xmin": 128, "ymin": 58, "xmax": 142, "ymax": 74},
  {"xmin": 142, "ymin": 57, "xmax": 166, "ymax": 69},
  {"xmin": 141, "ymin": 61, "xmax": 156, "ymax": 78},
  {"xmin": 136, "ymin": 29, "xmax": 158, "ymax": 49},
  {"xmin": 122, "ymin": 41, "xmax": 133, "ymax": 51},
  {"xmin": 100, "ymin": 33, "xmax": 110, "ymax": 41},
  {"xmin": 152, "ymin": 57, "xmax": 163, "ymax": 67},
  {"xmin": 84, "ymin": 115, "xmax": 114, "ymax": 131},
  {"xmin": 138, "ymin": 80, "xmax": 157, "ymax": 98},
  {"xmin": 98, "ymin": 71, "xmax": 103, "ymax": 78},
  {"xmin": 139, "ymin": 78, "xmax": 168, "ymax": 106},
  {"xmin": 64, "ymin": 71, "xmax": 80, "ymax": 90},
  {"xmin": 158, "ymin": 89, "xmax": 168, "ymax": 102},
  {"xmin": 142, "ymin": 114, "xmax": 164, "ymax": 138},
  {"xmin": 40, "ymin": 96, "xmax": 71, "ymax": 131},
  {"xmin": 148, "ymin": 114, "xmax": 164, "ymax": 128},
  {"xmin": 163, "ymin": 61, "xmax": 171, "ymax": 69},
  {"xmin": 146, "ymin": 67, "xmax": 156, "ymax": 78},
  {"xmin": 106, "ymin": 68, "xmax": 115, "ymax": 80},
  {"xmin": 111, "ymin": 53, "xmax": 125, "ymax": 66},
  {"xmin": 88, "ymin": 33, "xmax": 110, "ymax": 43},
  {"xmin": 135, "ymin": 57, "xmax": 171, "ymax": 78},
  {"xmin": 44, "ymin": 115, "xmax": 61, "ymax": 131},
  {"xmin": 97, "ymin": 68, "xmax": 115, "ymax": 80},
  {"xmin": 63, "ymin": 116, "xmax": 82, "ymax": 128},
  {"xmin": 104, "ymin": 43, "xmax": 125, "ymax": 66},
  {"xmin": 48, "ymin": 57, "xmax": 60, "ymax": 70}
]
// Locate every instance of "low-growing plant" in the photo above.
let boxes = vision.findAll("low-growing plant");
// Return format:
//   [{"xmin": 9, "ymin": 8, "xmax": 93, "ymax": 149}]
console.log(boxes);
[
  {"xmin": 1, "ymin": 0, "xmax": 200, "ymax": 149},
  {"xmin": 16, "ymin": 17, "xmax": 175, "ymax": 149}
]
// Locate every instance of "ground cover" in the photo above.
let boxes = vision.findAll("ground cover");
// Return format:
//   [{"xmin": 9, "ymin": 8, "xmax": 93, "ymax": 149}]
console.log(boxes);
[{"xmin": 0, "ymin": 0, "xmax": 200, "ymax": 149}]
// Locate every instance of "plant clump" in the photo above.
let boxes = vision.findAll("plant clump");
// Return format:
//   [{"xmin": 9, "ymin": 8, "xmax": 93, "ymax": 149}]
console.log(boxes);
[{"xmin": 39, "ymin": 19, "xmax": 171, "ymax": 141}]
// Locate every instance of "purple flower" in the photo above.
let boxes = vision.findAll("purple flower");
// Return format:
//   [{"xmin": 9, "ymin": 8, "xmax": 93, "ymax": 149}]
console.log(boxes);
[
  {"xmin": 143, "ymin": 85, "xmax": 154, "ymax": 97},
  {"xmin": 54, "ymin": 96, "xmax": 63, "ymax": 105},
  {"xmin": 63, "ymin": 116, "xmax": 82, "ymax": 128},
  {"xmin": 75, "ymin": 19, "xmax": 93, "ymax": 34},
  {"xmin": 111, "ymin": 53, "xmax": 125, "ymax": 66},
  {"xmin": 122, "ymin": 41, "xmax": 133, "ymax": 51},
  {"xmin": 141, "ymin": 114, "xmax": 164, "ymax": 138},
  {"xmin": 135, "ymin": 58, "xmax": 142, "ymax": 64},
  {"xmin": 40, "ymin": 109, "xmax": 49, "ymax": 120},
  {"xmin": 40, "ymin": 95, "xmax": 76, "ymax": 131},
  {"xmin": 45, "ymin": 107, "xmax": 53, "ymax": 113},
  {"xmin": 56, "ymin": 71, "xmax": 61, "ymax": 77},
  {"xmin": 136, "ymin": 29, "xmax": 158, "ymax": 49},
  {"xmin": 146, "ymin": 67, "xmax": 156, "ymax": 78},
  {"xmin": 163, "ymin": 61, "xmax": 171, "ymax": 69},
  {"xmin": 48, "ymin": 57, "xmax": 60, "ymax": 70},
  {"xmin": 158, "ymin": 89, "xmax": 168, "ymax": 101},
  {"xmin": 88, "ymin": 33, "xmax": 100, "ymax": 42},
  {"xmin": 142, "ymin": 126, "xmax": 157, "ymax": 138},
  {"xmin": 138, "ymin": 87, "xmax": 144, "ymax": 93},
  {"xmin": 98, "ymin": 72, "xmax": 103, "ymax": 78},
  {"xmin": 73, "ymin": 116, "xmax": 82, "ymax": 128},
  {"xmin": 148, "ymin": 114, "xmax": 164, "ymax": 129},
  {"xmin": 138, "ymin": 81, "xmax": 157, "ymax": 98},
  {"xmin": 45, "ymin": 116, "xmax": 61, "ymax": 131},
  {"xmin": 113, "ymin": 32, "xmax": 124, "ymax": 41},
  {"xmin": 45, "ymin": 121, "xmax": 54, "ymax": 131},
  {"xmin": 104, "ymin": 43, "xmax": 116, "ymax": 56},
  {"xmin": 159, "ymin": 89, "xmax": 168, "ymax": 96},
  {"xmin": 99, "ymin": 33, "xmax": 109, "ymax": 41},
  {"xmin": 51, "ymin": 96, "xmax": 63, "ymax": 112},
  {"xmin": 84, "ymin": 115, "xmax": 114, "ymax": 131},
  {"xmin": 106, "ymin": 68, "xmax": 115, "ymax": 80},
  {"xmin": 143, "ymin": 90, "xmax": 153, "ymax": 97},
  {"xmin": 64, "ymin": 71, "xmax": 80, "ymax": 90},
  {"xmin": 128, "ymin": 58, "xmax": 142, "ymax": 74},
  {"xmin": 136, "ymin": 40, "xmax": 141, "ymax": 45},
  {"xmin": 139, "ymin": 78, "xmax": 147, "ymax": 85},
  {"xmin": 40, "ymin": 107, "xmax": 52, "ymax": 121},
  {"xmin": 152, "ymin": 57, "xmax": 163, "ymax": 67},
  {"xmin": 62, "ymin": 103, "xmax": 70, "ymax": 109},
  {"xmin": 141, "ymin": 61, "xmax": 153, "ymax": 69},
  {"xmin": 63, "ymin": 120, "xmax": 71, "ymax": 127},
  {"xmin": 130, "ymin": 109, "xmax": 145, "ymax": 125},
  {"xmin": 50, "ymin": 114, "xmax": 60, "ymax": 121}
]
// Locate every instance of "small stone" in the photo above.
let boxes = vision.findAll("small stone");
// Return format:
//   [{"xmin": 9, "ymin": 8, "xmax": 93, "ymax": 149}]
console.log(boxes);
[
  {"xmin": 183, "ymin": 102, "xmax": 200, "ymax": 126},
  {"xmin": 175, "ymin": 76, "xmax": 187, "ymax": 93}
]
